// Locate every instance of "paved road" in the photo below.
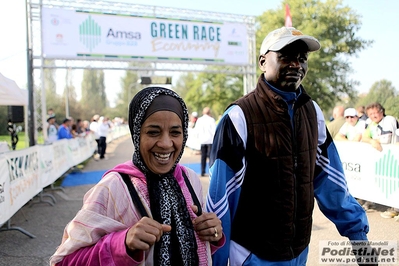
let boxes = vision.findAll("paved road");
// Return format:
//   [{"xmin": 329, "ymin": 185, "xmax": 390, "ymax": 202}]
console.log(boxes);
[{"xmin": 0, "ymin": 135, "xmax": 398, "ymax": 265}]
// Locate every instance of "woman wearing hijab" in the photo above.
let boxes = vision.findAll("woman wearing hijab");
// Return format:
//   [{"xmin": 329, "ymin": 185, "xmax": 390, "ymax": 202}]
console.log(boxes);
[{"xmin": 50, "ymin": 87, "xmax": 224, "ymax": 266}]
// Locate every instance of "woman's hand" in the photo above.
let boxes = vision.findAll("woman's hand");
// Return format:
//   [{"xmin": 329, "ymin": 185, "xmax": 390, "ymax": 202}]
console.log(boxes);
[
  {"xmin": 125, "ymin": 217, "xmax": 171, "ymax": 252},
  {"xmin": 191, "ymin": 206, "xmax": 223, "ymax": 242}
]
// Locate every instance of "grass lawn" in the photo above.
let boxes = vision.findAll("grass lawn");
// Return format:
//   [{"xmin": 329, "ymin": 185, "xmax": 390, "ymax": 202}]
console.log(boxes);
[{"xmin": 0, "ymin": 132, "xmax": 44, "ymax": 151}]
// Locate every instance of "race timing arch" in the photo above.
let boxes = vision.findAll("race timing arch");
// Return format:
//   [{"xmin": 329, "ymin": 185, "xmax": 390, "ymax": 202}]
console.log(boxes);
[{"xmin": 27, "ymin": 0, "xmax": 256, "ymax": 140}]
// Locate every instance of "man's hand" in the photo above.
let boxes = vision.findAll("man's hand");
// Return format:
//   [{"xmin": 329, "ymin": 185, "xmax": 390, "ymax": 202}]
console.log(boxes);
[
  {"xmin": 370, "ymin": 139, "xmax": 382, "ymax": 152},
  {"xmin": 351, "ymin": 241, "xmax": 378, "ymax": 266}
]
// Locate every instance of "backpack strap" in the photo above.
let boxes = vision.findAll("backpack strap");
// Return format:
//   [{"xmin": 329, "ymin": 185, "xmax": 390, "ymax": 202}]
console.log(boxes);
[
  {"xmin": 119, "ymin": 170, "xmax": 202, "ymax": 217},
  {"xmin": 119, "ymin": 172, "xmax": 148, "ymax": 217},
  {"xmin": 182, "ymin": 170, "xmax": 203, "ymax": 216}
]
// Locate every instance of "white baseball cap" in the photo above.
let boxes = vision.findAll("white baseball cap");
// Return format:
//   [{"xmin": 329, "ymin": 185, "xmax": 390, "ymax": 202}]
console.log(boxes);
[
  {"xmin": 260, "ymin": 27, "xmax": 321, "ymax": 55},
  {"xmin": 344, "ymin": 108, "xmax": 357, "ymax": 117}
]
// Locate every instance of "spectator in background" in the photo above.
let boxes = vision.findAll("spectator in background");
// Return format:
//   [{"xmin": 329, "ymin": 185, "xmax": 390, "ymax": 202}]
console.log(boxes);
[
  {"xmin": 335, "ymin": 108, "xmax": 366, "ymax": 142},
  {"xmin": 67, "ymin": 116, "xmax": 75, "ymax": 130},
  {"xmin": 70, "ymin": 124, "xmax": 79, "ymax": 138},
  {"xmin": 90, "ymin": 114, "xmax": 101, "ymax": 155},
  {"xmin": 82, "ymin": 120, "xmax": 90, "ymax": 133},
  {"xmin": 335, "ymin": 108, "xmax": 372, "ymax": 211},
  {"xmin": 186, "ymin": 111, "xmax": 201, "ymax": 154},
  {"xmin": 361, "ymin": 102, "xmax": 399, "ymax": 219},
  {"xmin": 45, "ymin": 108, "xmax": 58, "ymax": 139},
  {"xmin": 98, "ymin": 116, "xmax": 111, "ymax": 160},
  {"xmin": 356, "ymin": 105, "xmax": 368, "ymax": 122},
  {"xmin": 57, "ymin": 118, "xmax": 73, "ymax": 140},
  {"xmin": 327, "ymin": 105, "xmax": 345, "ymax": 139},
  {"xmin": 7, "ymin": 120, "xmax": 18, "ymax": 150},
  {"xmin": 75, "ymin": 118, "xmax": 84, "ymax": 135},
  {"xmin": 362, "ymin": 102, "xmax": 398, "ymax": 151},
  {"xmin": 47, "ymin": 108, "xmax": 58, "ymax": 127},
  {"xmin": 188, "ymin": 111, "xmax": 198, "ymax": 129},
  {"xmin": 194, "ymin": 107, "xmax": 216, "ymax": 176},
  {"xmin": 46, "ymin": 114, "xmax": 58, "ymax": 144}
]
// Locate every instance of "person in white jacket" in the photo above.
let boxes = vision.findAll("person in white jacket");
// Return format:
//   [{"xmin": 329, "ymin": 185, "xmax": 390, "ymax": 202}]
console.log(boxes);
[
  {"xmin": 97, "ymin": 116, "xmax": 111, "ymax": 159},
  {"xmin": 194, "ymin": 107, "xmax": 216, "ymax": 176},
  {"xmin": 89, "ymin": 114, "xmax": 101, "ymax": 155}
]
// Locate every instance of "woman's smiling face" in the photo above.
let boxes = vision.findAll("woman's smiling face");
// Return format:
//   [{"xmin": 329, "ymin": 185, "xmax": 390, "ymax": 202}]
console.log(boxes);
[{"xmin": 139, "ymin": 110, "xmax": 183, "ymax": 174}]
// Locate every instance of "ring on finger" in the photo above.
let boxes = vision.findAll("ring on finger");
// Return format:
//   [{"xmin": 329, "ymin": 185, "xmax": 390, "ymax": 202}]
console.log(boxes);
[{"xmin": 214, "ymin": 227, "xmax": 218, "ymax": 238}]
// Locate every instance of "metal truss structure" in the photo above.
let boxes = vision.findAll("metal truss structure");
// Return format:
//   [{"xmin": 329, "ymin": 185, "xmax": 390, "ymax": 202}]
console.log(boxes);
[{"xmin": 27, "ymin": 0, "xmax": 257, "ymax": 141}]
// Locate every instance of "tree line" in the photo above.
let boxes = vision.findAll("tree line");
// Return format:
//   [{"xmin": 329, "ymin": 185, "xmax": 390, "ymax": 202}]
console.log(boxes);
[{"xmin": 1, "ymin": 0, "xmax": 398, "ymax": 136}]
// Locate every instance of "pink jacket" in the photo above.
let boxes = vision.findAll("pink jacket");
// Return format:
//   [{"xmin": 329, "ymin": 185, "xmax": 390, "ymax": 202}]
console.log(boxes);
[{"xmin": 50, "ymin": 161, "xmax": 224, "ymax": 266}]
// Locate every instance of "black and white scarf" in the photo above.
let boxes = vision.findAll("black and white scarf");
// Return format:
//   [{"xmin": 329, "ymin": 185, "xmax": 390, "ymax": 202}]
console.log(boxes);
[{"xmin": 128, "ymin": 87, "xmax": 198, "ymax": 265}]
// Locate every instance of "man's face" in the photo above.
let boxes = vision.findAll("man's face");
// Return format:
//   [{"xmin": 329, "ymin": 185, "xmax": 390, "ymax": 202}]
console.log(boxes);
[
  {"xmin": 367, "ymin": 107, "xmax": 384, "ymax": 123},
  {"xmin": 259, "ymin": 41, "xmax": 309, "ymax": 92},
  {"xmin": 345, "ymin": 115, "xmax": 359, "ymax": 126}
]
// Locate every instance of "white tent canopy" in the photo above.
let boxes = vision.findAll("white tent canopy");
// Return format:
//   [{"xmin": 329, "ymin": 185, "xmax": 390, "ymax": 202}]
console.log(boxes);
[{"xmin": 0, "ymin": 73, "xmax": 28, "ymax": 106}]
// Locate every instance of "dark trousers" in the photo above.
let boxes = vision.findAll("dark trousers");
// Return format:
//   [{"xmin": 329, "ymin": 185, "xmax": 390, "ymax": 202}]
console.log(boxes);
[
  {"xmin": 99, "ymin": 136, "xmax": 107, "ymax": 159},
  {"xmin": 200, "ymin": 144, "xmax": 213, "ymax": 175},
  {"xmin": 95, "ymin": 139, "xmax": 100, "ymax": 154}
]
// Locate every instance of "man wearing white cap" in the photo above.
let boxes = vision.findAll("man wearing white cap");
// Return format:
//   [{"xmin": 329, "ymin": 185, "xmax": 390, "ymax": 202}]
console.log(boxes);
[
  {"xmin": 206, "ymin": 27, "xmax": 375, "ymax": 266},
  {"xmin": 89, "ymin": 114, "xmax": 101, "ymax": 157},
  {"xmin": 335, "ymin": 107, "xmax": 366, "ymax": 142}
]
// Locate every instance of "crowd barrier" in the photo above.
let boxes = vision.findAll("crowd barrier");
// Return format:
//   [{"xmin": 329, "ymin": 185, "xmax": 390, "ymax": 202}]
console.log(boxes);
[
  {"xmin": 187, "ymin": 131, "xmax": 399, "ymax": 209},
  {"xmin": 0, "ymin": 125, "xmax": 130, "ymax": 230},
  {"xmin": 335, "ymin": 141, "xmax": 399, "ymax": 209},
  {"xmin": 0, "ymin": 131, "xmax": 398, "ymax": 235}
]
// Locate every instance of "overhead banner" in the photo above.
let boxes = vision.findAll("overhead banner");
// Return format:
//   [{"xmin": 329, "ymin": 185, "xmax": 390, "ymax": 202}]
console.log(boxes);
[{"xmin": 41, "ymin": 7, "xmax": 249, "ymax": 65}]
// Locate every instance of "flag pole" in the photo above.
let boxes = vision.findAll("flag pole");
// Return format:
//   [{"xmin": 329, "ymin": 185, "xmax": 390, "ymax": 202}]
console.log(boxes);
[{"xmin": 285, "ymin": 4, "xmax": 292, "ymax": 27}]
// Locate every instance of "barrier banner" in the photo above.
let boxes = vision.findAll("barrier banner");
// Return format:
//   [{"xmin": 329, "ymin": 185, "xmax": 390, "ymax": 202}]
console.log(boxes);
[
  {"xmin": 0, "ymin": 126, "xmax": 127, "ymax": 228},
  {"xmin": 71, "ymin": 136, "xmax": 94, "ymax": 165},
  {"xmin": 3, "ymin": 146, "xmax": 40, "ymax": 224},
  {"xmin": 52, "ymin": 140, "xmax": 71, "ymax": 178},
  {"xmin": 38, "ymin": 145, "xmax": 55, "ymax": 188},
  {"xmin": 335, "ymin": 141, "xmax": 399, "ymax": 208},
  {"xmin": 0, "ymin": 155, "xmax": 10, "ymax": 225},
  {"xmin": 67, "ymin": 138, "xmax": 81, "ymax": 166}
]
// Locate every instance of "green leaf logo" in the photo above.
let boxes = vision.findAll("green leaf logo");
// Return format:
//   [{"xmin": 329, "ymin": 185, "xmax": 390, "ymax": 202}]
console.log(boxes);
[
  {"xmin": 79, "ymin": 15, "xmax": 101, "ymax": 52},
  {"xmin": 375, "ymin": 149, "xmax": 399, "ymax": 198}
]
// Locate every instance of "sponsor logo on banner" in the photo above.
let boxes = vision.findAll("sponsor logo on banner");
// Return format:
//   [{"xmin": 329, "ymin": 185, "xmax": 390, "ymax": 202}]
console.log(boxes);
[
  {"xmin": 7, "ymin": 151, "xmax": 39, "ymax": 206},
  {"xmin": 78, "ymin": 15, "xmax": 142, "ymax": 51},
  {"xmin": 336, "ymin": 141, "xmax": 399, "ymax": 209},
  {"xmin": 341, "ymin": 149, "xmax": 399, "ymax": 199},
  {"xmin": 79, "ymin": 15, "xmax": 102, "ymax": 52},
  {"xmin": 374, "ymin": 149, "xmax": 399, "ymax": 198},
  {"xmin": 0, "ymin": 180, "xmax": 5, "ymax": 204}
]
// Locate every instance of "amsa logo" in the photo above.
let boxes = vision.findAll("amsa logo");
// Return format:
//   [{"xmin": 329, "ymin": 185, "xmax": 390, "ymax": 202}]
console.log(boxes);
[
  {"xmin": 79, "ymin": 15, "xmax": 142, "ymax": 51},
  {"xmin": 106, "ymin": 29, "xmax": 141, "ymax": 40},
  {"xmin": 342, "ymin": 161, "xmax": 361, "ymax": 172},
  {"xmin": 105, "ymin": 28, "xmax": 141, "ymax": 47}
]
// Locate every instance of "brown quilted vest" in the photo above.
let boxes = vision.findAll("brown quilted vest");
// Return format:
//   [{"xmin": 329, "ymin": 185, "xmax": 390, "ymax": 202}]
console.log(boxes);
[{"xmin": 231, "ymin": 77, "xmax": 318, "ymax": 261}]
